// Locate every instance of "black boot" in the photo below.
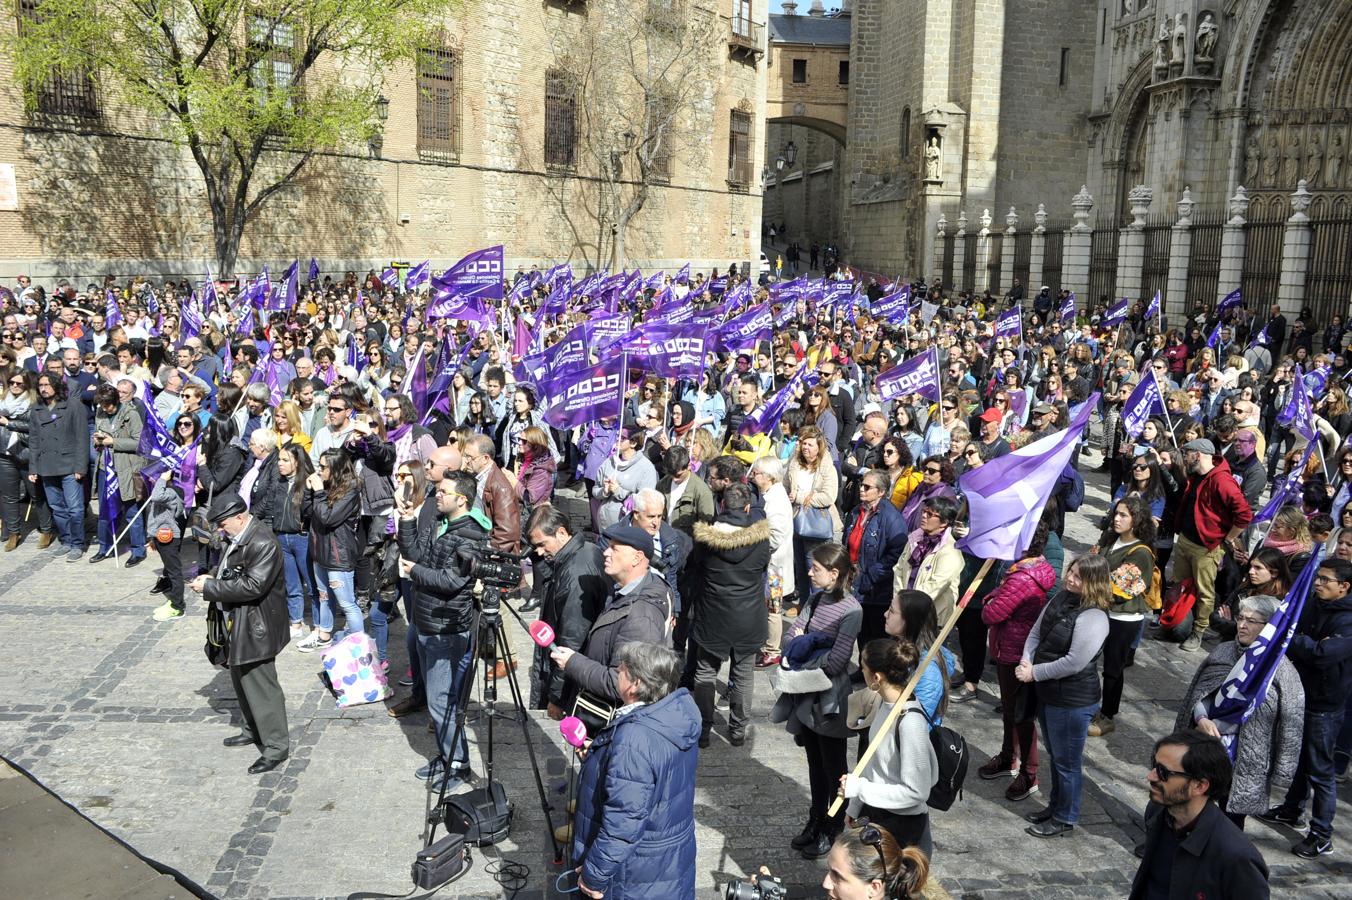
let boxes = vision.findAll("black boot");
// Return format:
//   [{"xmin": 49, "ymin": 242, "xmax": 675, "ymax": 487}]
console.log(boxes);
[
  {"xmin": 791, "ymin": 815, "xmax": 821, "ymax": 850},
  {"xmin": 801, "ymin": 826, "xmax": 837, "ymax": 860},
  {"xmin": 149, "ymin": 576, "xmax": 170, "ymax": 595}
]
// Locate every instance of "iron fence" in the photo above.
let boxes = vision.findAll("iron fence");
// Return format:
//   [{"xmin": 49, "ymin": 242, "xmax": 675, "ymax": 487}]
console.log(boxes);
[
  {"xmin": 1141, "ymin": 224, "xmax": 1172, "ymax": 308},
  {"xmin": 962, "ymin": 233, "xmax": 977, "ymax": 291},
  {"xmin": 1013, "ymin": 231, "xmax": 1032, "ymax": 295},
  {"xmin": 1307, "ymin": 214, "xmax": 1352, "ymax": 328},
  {"xmin": 1241, "ymin": 218, "xmax": 1285, "ymax": 312},
  {"xmin": 986, "ymin": 234, "xmax": 1003, "ymax": 294},
  {"xmin": 1187, "ymin": 214, "xmax": 1224, "ymax": 309},
  {"xmin": 942, "ymin": 235, "xmax": 954, "ymax": 288},
  {"xmin": 1088, "ymin": 229, "xmax": 1119, "ymax": 307},
  {"xmin": 1042, "ymin": 229, "xmax": 1065, "ymax": 296}
]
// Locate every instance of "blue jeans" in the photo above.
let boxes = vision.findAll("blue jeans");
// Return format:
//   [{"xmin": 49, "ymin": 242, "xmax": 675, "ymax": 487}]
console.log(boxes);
[
  {"xmin": 1283, "ymin": 709, "xmax": 1345, "ymax": 840},
  {"xmin": 278, "ymin": 533, "xmax": 314, "ymax": 625},
  {"xmin": 97, "ymin": 500, "xmax": 146, "ymax": 558},
  {"xmin": 402, "ymin": 580, "xmax": 424, "ymax": 703},
  {"xmin": 1039, "ymin": 702, "xmax": 1099, "ymax": 825},
  {"xmin": 1336, "ymin": 692, "xmax": 1352, "ymax": 776},
  {"xmin": 41, "ymin": 474, "xmax": 86, "ymax": 551},
  {"xmin": 313, "ymin": 563, "xmax": 362, "ymax": 637},
  {"xmin": 368, "ymin": 599, "xmax": 398, "ymax": 663},
  {"xmin": 417, "ymin": 628, "xmax": 473, "ymax": 770}
]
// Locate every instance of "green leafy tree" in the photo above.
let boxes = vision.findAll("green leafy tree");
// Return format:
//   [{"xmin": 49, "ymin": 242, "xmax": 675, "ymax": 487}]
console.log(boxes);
[{"xmin": 9, "ymin": 0, "xmax": 453, "ymax": 274}]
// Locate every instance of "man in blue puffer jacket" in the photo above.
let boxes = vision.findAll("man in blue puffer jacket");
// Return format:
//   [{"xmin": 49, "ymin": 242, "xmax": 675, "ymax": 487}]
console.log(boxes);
[{"xmin": 571, "ymin": 641, "xmax": 700, "ymax": 899}]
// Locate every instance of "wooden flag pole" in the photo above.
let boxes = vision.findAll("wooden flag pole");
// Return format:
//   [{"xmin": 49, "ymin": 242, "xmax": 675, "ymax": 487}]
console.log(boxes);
[{"xmin": 827, "ymin": 556, "xmax": 997, "ymax": 818}]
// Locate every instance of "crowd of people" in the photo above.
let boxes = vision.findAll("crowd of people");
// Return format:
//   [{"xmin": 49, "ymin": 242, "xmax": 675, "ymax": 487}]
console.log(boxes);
[{"xmin": 3, "ymin": 264, "xmax": 1351, "ymax": 897}]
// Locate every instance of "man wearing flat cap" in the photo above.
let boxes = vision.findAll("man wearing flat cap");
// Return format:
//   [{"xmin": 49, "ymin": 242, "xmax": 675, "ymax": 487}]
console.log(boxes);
[
  {"xmin": 551, "ymin": 522, "xmax": 674, "ymax": 710},
  {"xmin": 189, "ymin": 492, "xmax": 291, "ymax": 774},
  {"xmin": 1172, "ymin": 438, "xmax": 1254, "ymax": 653}
]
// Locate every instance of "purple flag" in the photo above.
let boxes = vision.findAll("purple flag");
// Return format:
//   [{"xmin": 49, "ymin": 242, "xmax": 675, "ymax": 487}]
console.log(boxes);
[
  {"xmin": 403, "ymin": 346, "xmax": 428, "ymax": 418},
  {"xmin": 1216, "ymin": 287, "xmax": 1243, "ymax": 319},
  {"xmin": 648, "ymin": 294, "xmax": 695, "ymax": 326},
  {"xmin": 105, "ymin": 290, "xmax": 123, "ymax": 329},
  {"xmin": 1249, "ymin": 320, "xmax": 1271, "ymax": 349},
  {"xmin": 717, "ymin": 303, "xmax": 772, "ymax": 353},
  {"xmin": 512, "ymin": 314, "xmax": 533, "ymax": 359},
  {"xmin": 871, "ymin": 285, "xmax": 911, "ymax": 324},
  {"xmin": 425, "ymin": 292, "xmax": 494, "ymax": 325},
  {"xmin": 235, "ymin": 302, "xmax": 255, "ymax": 337},
  {"xmin": 427, "ymin": 332, "xmax": 458, "ymax": 393},
  {"xmin": 957, "ymin": 394, "xmax": 1098, "ymax": 560},
  {"xmin": 635, "ymin": 323, "xmax": 710, "ymax": 380},
  {"xmin": 202, "ymin": 269, "xmax": 218, "ymax": 310},
  {"xmin": 1120, "ymin": 374, "xmax": 1165, "ymax": 439},
  {"xmin": 876, "ymin": 348, "xmax": 941, "ymax": 403},
  {"xmin": 346, "ymin": 332, "xmax": 367, "ymax": 373},
  {"xmin": 1252, "ymin": 442, "xmax": 1315, "ymax": 525},
  {"xmin": 1145, "ymin": 290, "xmax": 1161, "ymax": 319},
  {"xmin": 1305, "ymin": 364, "xmax": 1332, "ymax": 399},
  {"xmin": 98, "ymin": 448, "xmax": 121, "ymax": 525},
  {"xmin": 1202, "ymin": 544, "xmax": 1321, "ymax": 759},
  {"xmin": 381, "ymin": 266, "xmax": 398, "ymax": 290},
  {"xmin": 1277, "ymin": 364, "xmax": 1317, "ymax": 441},
  {"xmin": 675, "ymin": 263, "xmax": 690, "ymax": 285},
  {"xmin": 586, "ymin": 313, "xmax": 630, "ymax": 349},
  {"xmin": 540, "ymin": 355, "xmax": 626, "ymax": 428},
  {"xmin": 994, "ymin": 308, "xmax": 1022, "ymax": 340},
  {"xmin": 263, "ymin": 360, "xmax": 286, "ymax": 405},
  {"xmin": 521, "ymin": 324, "xmax": 588, "ymax": 385},
  {"xmin": 138, "ymin": 405, "xmax": 191, "ymax": 469},
  {"xmin": 309, "ymin": 258, "xmax": 320, "ymax": 282},
  {"xmin": 1205, "ymin": 320, "xmax": 1223, "ymax": 350},
  {"xmin": 431, "ymin": 245, "xmax": 504, "ymax": 303},
  {"xmin": 1103, "ymin": 297, "xmax": 1129, "ymax": 327},
  {"xmin": 740, "ymin": 362, "xmax": 820, "ymax": 437},
  {"xmin": 405, "ymin": 260, "xmax": 430, "ymax": 292},
  {"xmin": 273, "ymin": 260, "xmax": 299, "ymax": 311},
  {"xmin": 179, "ymin": 298, "xmax": 203, "ymax": 347},
  {"xmin": 1060, "ymin": 292, "xmax": 1077, "ymax": 324}
]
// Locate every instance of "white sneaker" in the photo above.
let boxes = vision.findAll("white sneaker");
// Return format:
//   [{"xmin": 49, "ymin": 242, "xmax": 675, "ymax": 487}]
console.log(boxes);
[
  {"xmin": 290, "ymin": 623, "xmax": 307, "ymax": 641},
  {"xmin": 296, "ymin": 633, "xmax": 332, "ymax": 653}
]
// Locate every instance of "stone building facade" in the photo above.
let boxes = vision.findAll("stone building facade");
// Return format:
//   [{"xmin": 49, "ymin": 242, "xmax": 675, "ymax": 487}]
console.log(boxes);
[{"xmin": 0, "ymin": 0, "xmax": 770, "ymax": 282}]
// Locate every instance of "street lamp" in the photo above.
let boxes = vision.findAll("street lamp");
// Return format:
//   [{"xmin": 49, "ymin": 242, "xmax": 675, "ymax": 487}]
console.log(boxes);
[
  {"xmin": 784, "ymin": 140, "xmax": 798, "ymax": 166},
  {"xmin": 775, "ymin": 155, "xmax": 786, "ymax": 172},
  {"xmin": 375, "ymin": 94, "xmax": 390, "ymax": 121}
]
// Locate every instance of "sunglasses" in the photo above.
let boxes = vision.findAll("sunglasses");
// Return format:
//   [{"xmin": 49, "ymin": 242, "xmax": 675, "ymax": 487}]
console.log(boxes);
[
  {"xmin": 8, "ymin": 378, "xmax": 23, "ymax": 386},
  {"xmin": 1132, "ymin": 463, "xmax": 1150, "ymax": 472},
  {"xmin": 1149, "ymin": 760, "xmax": 1192, "ymax": 782},
  {"xmin": 924, "ymin": 467, "xmax": 942, "ymax": 475},
  {"xmin": 327, "ymin": 405, "xmax": 347, "ymax": 412}
]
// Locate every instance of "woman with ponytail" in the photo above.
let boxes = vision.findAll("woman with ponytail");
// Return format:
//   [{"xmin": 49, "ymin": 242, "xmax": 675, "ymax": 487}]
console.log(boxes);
[{"xmin": 822, "ymin": 823, "xmax": 930, "ymax": 899}]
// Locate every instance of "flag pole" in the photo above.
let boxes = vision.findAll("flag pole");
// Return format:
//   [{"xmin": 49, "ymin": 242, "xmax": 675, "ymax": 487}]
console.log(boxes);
[
  {"xmin": 110, "ymin": 495, "xmax": 155, "ymax": 553},
  {"xmin": 826, "ymin": 556, "xmax": 996, "ymax": 818}
]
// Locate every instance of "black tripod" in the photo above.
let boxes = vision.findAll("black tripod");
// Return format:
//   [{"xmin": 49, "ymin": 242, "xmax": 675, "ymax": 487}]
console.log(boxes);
[{"xmin": 422, "ymin": 587, "xmax": 563, "ymax": 863}]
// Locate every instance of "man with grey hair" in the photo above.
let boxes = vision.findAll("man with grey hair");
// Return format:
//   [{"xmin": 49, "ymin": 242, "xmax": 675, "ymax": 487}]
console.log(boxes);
[
  {"xmin": 603, "ymin": 487, "xmax": 691, "ymax": 621},
  {"xmin": 750, "ymin": 456, "xmax": 794, "ymax": 667},
  {"xmin": 236, "ymin": 382, "xmax": 274, "ymax": 446},
  {"xmin": 569, "ymin": 641, "xmax": 700, "ymax": 899}
]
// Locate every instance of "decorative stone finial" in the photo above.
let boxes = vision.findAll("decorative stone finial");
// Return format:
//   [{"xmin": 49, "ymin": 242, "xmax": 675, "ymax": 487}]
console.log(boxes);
[
  {"xmin": 1176, "ymin": 186, "xmax": 1195, "ymax": 227},
  {"xmin": 956, "ymin": 211, "xmax": 968, "ymax": 235},
  {"xmin": 1005, "ymin": 207, "xmax": 1019, "ymax": 233},
  {"xmin": 1128, "ymin": 185, "xmax": 1154, "ymax": 229},
  {"xmin": 1034, "ymin": 203, "xmax": 1048, "ymax": 233},
  {"xmin": 979, "ymin": 209, "xmax": 993, "ymax": 234},
  {"xmin": 936, "ymin": 213, "xmax": 947, "ymax": 235},
  {"xmin": 1071, "ymin": 186, "xmax": 1094, "ymax": 233},
  {"xmin": 1226, "ymin": 186, "xmax": 1250, "ymax": 226},
  {"xmin": 1290, "ymin": 180, "xmax": 1312, "ymax": 223}
]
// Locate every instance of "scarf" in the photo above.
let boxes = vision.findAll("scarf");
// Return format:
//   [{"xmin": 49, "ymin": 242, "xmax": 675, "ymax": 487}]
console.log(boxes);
[
  {"xmin": 1263, "ymin": 536, "xmax": 1311, "ymax": 558},
  {"xmin": 905, "ymin": 527, "xmax": 945, "ymax": 587},
  {"xmin": 386, "ymin": 423, "xmax": 413, "ymax": 443}
]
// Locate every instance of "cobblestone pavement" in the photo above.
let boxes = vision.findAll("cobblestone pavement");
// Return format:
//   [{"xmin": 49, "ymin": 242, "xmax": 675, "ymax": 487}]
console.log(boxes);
[{"xmin": 4, "ymin": 461, "xmax": 1352, "ymax": 898}]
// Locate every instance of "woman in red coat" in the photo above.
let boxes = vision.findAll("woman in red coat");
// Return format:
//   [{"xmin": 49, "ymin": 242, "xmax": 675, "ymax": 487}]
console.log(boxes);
[{"xmin": 978, "ymin": 521, "xmax": 1056, "ymax": 802}]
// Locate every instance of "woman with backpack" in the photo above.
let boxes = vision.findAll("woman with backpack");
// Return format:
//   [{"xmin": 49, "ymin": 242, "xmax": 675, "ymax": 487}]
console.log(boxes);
[
  {"xmin": 773, "ymin": 541, "xmax": 862, "ymax": 861},
  {"xmin": 1018, "ymin": 554, "xmax": 1111, "ymax": 838},
  {"xmin": 842, "ymin": 639, "xmax": 939, "ymax": 860},
  {"xmin": 1089, "ymin": 494, "xmax": 1156, "ymax": 738}
]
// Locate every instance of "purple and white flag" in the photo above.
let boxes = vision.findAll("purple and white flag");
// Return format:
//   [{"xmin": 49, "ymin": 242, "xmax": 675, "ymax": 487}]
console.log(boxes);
[
  {"xmin": 431, "ymin": 245, "xmax": 505, "ymax": 302},
  {"xmin": 105, "ymin": 290, "xmax": 123, "ymax": 329},
  {"xmin": 1145, "ymin": 290, "xmax": 1161, "ymax": 320},
  {"xmin": 272, "ymin": 260, "xmax": 299, "ymax": 311},
  {"xmin": 717, "ymin": 303, "xmax": 772, "ymax": 353},
  {"xmin": 426, "ymin": 292, "xmax": 494, "ymax": 325},
  {"xmin": 405, "ymin": 260, "xmax": 430, "ymax": 292},
  {"xmin": 637, "ymin": 323, "xmax": 709, "ymax": 380},
  {"xmin": 1305, "ymin": 364, "xmax": 1332, "ymax": 399},
  {"xmin": 876, "ymin": 347, "xmax": 941, "ymax": 403},
  {"xmin": 235, "ymin": 302, "xmax": 255, "ymax": 337},
  {"xmin": 740, "ymin": 362, "xmax": 820, "ymax": 437},
  {"xmin": 1216, "ymin": 287, "xmax": 1243, "ymax": 319},
  {"xmin": 871, "ymin": 285, "xmax": 911, "ymax": 324},
  {"xmin": 1201, "ymin": 544, "xmax": 1321, "ymax": 759},
  {"xmin": 98, "ymin": 448, "xmax": 121, "ymax": 525},
  {"xmin": 957, "ymin": 394, "xmax": 1098, "ymax": 560},
  {"xmin": 1277, "ymin": 364, "xmax": 1317, "ymax": 441},
  {"xmin": 179, "ymin": 298, "xmax": 203, "ymax": 346},
  {"xmin": 1120, "ymin": 374, "xmax": 1165, "ymax": 439},
  {"xmin": 381, "ymin": 266, "xmax": 398, "ymax": 290},
  {"xmin": 1252, "ymin": 442, "xmax": 1316, "ymax": 526},
  {"xmin": 308, "ymin": 258, "xmax": 320, "ymax": 282},
  {"xmin": 202, "ymin": 269, "xmax": 219, "ymax": 310},
  {"xmin": 586, "ymin": 313, "xmax": 631, "ymax": 349},
  {"xmin": 675, "ymin": 263, "xmax": 691, "ymax": 285},
  {"xmin": 649, "ymin": 294, "xmax": 695, "ymax": 326},
  {"xmin": 1060, "ymin": 292, "xmax": 1077, "ymax": 325},
  {"xmin": 1205, "ymin": 320, "xmax": 1223, "ymax": 350},
  {"xmin": 995, "ymin": 308, "xmax": 1022, "ymax": 340},
  {"xmin": 540, "ymin": 355, "xmax": 626, "ymax": 428},
  {"xmin": 1248, "ymin": 320, "xmax": 1272, "ymax": 349},
  {"xmin": 1103, "ymin": 297, "xmax": 1129, "ymax": 327},
  {"xmin": 138, "ymin": 405, "xmax": 191, "ymax": 469},
  {"xmin": 520, "ymin": 324, "xmax": 588, "ymax": 385}
]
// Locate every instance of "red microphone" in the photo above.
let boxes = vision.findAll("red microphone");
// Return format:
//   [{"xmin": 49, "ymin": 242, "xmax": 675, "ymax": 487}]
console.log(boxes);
[
  {"xmin": 529, "ymin": 619, "xmax": 557, "ymax": 651},
  {"xmin": 559, "ymin": 716, "xmax": 588, "ymax": 748}
]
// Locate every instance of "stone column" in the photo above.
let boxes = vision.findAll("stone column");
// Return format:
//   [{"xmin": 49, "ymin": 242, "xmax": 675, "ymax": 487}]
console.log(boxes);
[
  {"xmin": 1063, "ymin": 186, "xmax": 1094, "ymax": 300},
  {"xmin": 975, "ymin": 209, "xmax": 994, "ymax": 292},
  {"xmin": 1216, "ymin": 186, "xmax": 1249, "ymax": 308},
  {"xmin": 1116, "ymin": 185, "xmax": 1153, "ymax": 301},
  {"xmin": 1028, "ymin": 204, "xmax": 1048, "ymax": 294},
  {"xmin": 1277, "ymin": 180, "xmax": 1313, "ymax": 318},
  {"xmin": 952, "ymin": 211, "xmax": 968, "ymax": 290},
  {"xmin": 1165, "ymin": 187, "xmax": 1195, "ymax": 323},
  {"xmin": 1001, "ymin": 207, "xmax": 1019, "ymax": 303},
  {"xmin": 933, "ymin": 214, "xmax": 947, "ymax": 281}
]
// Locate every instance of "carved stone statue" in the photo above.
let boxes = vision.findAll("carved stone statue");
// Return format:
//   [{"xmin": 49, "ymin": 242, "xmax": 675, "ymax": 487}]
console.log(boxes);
[
  {"xmin": 1172, "ymin": 13, "xmax": 1189, "ymax": 65},
  {"xmin": 1263, "ymin": 134, "xmax": 1281, "ymax": 187},
  {"xmin": 1195, "ymin": 12, "xmax": 1218, "ymax": 61},
  {"xmin": 1285, "ymin": 132, "xmax": 1302, "ymax": 186},
  {"xmin": 924, "ymin": 136, "xmax": 942, "ymax": 181},
  {"xmin": 1122, "ymin": 0, "xmax": 1134, "ymax": 15},
  {"xmin": 1244, "ymin": 135, "xmax": 1260, "ymax": 185},
  {"xmin": 1307, "ymin": 130, "xmax": 1324, "ymax": 185},
  {"xmin": 1327, "ymin": 131, "xmax": 1345, "ymax": 187},
  {"xmin": 1155, "ymin": 16, "xmax": 1172, "ymax": 72}
]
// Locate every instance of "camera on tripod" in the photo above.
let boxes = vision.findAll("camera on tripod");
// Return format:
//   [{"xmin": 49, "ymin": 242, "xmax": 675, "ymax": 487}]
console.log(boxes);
[
  {"xmin": 723, "ymin": 872, "xmax": 785, "ymax": 900},
  {"xmin": 456, "ymin": 546, "xmax": 523, "ymax": 590}
]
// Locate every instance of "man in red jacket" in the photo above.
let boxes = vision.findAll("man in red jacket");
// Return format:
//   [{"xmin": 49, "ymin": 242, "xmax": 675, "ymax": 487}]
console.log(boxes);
[{"xmin": 1172, "ymin": 438, "xmax": 1253, "ymax": 652}]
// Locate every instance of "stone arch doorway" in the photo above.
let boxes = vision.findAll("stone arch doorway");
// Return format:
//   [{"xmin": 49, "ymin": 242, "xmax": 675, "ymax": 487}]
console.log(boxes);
[{"xmin": 763, "ymin": 116, "xmax": 847, "ymax": 266}]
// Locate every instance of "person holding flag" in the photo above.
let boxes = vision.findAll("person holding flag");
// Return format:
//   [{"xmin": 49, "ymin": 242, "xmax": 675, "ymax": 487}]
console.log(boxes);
[{"xmin": 91, "ymin": 381, "xmax": 148, "ymax": 567}]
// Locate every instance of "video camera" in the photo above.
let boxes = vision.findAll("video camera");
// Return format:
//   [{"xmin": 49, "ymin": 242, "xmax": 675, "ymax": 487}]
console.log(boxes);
[
  {"xmin": 456, "ymin": 546, "xmax": 523, "ymax": 590},
  {"xmin": 723, "ymin": 872, "xmax": 786, "ymax": 900}
]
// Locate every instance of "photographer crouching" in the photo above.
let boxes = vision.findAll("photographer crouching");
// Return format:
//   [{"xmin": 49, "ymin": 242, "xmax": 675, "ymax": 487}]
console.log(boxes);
[{"xmin": 395, "ymin": 469, "xmax": 490, "ymax": 785}]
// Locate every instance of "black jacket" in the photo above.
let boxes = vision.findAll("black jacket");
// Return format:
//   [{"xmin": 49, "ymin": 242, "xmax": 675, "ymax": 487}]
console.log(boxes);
[
  {"xmin": 602, "ymin": 515, "xmax": 692, "ymax": 616},
  {"xmin": 304, "ymin": 485, "xmax": 362, "ymax": 571},
  {"xmin": 566, "ymin": 571, "xmax": 673, "ymax": 705},
  {"xmin": 27, "ymin": 397, "xmax": 89, "ymax": 478},
  {"xmin": 396, "ymin": 511, "xmax": 490, "ymax": 635},
  {"xmin": 689, "ymin": 512, "xmax": 771, "ymax": 658},
  {"xmin": 199, "ymin": 444, "xmax": 246, "ymax": 501},
  {"xmin": 1129, "ymin": 801, "xmax": 1269, "ymax": 900},
  {"xmin": 1287, "ymin": 592, "xmax": 1352, "ymax": 713},
  {"xmin": 203, "ymin": 516, "xmax": 290, "ymax": 666},
  {"xmin": 537, "ymin": 534, "xmax": 610, "ymax": 706},
  {"xmin": 247, "ymin": 450, "xmax": 283, "ymax": 527}
]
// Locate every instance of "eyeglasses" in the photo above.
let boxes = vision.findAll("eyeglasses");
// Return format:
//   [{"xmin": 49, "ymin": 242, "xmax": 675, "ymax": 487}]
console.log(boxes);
[
  {"xmin": 964, "ymin": 448, "xmax": 979, "ymax": 458},
  {"xmin": 395, "ymin": 471, "xmax": 411, "ymax": 479},
  {"xmin": 942, "ymin": 405, "xmax": 956, "ymax": 411},
  {"xmin": 327, "ymin": 405, "xmax": 347, "ymax": 413},
  {"xmin": 1235, "ymin": 615, "xmax": 1267, "ymax": 626},
  {"xmin": 1314, "ymin": 574, "xmax": 1342, "ymax": 585},
  {"xmin": 923, "ymin": 466, "xmax": 942, "ymax": 475},
  {"xmin": 1149, "ymin": 760, "xmax": 1193, "ymax": 782},
  {"xmin": 1132, "ymin": 463, "xmax": 1150, "ymax": 472}
]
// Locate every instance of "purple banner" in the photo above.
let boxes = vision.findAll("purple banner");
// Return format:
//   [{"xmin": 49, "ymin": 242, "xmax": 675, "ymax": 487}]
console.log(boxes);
[
  {"xmin": 636, "ymin": 323, "xmax": 710, "ymax": 380},
  {"xmin": 1120, "ymin": 373, "xmax": 1165, "ymax": 439},
  {"xmin": 541, "ymin": 355, "xmax": 626, "ymax": 428},
  {"xmin": 1060, "ymin": 292, "xmax": 1077, "ymax": 324},
  {"xmin": 876, "ymin": 347, "xmax": 941, "ymax": 402},
  {"xmin": 717, "ymin": 303, "xmax": 772, "ymax": 352},
  {"xmin": 431, "ymin": 245, "xmax": 505, "ymax": 303},
  {"xmin": 740, "ymin": 362, "xmax": 820, "ymax": 436},
  {"xmin": 405, "ymin": 260, "xmax": 430, "ymax": 292},
  {"xmin": 1103, "ymin": 297, "xmax": 1129, "ymax": 327},
  {"xmin": 994, "ymin": 308, "xmax": 1022, "ymax": 340},
  {"xmin": 871, "ymin": 285, "xmax": 911, "ymax": 324},
  {"xmin": 1216, "ymin": 287, "xmax": 1243, "ymax": 319}
]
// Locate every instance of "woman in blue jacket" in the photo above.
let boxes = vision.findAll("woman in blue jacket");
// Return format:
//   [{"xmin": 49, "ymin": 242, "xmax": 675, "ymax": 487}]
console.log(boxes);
[{"xmin": 571, "ymin": 642, "xmax": 700, "ymax": 900}]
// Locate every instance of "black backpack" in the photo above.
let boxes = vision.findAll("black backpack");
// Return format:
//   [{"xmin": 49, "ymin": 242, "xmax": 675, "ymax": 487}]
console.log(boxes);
[{"xmin": 895, "ymin": 703, "xmax": 969, "ymax": 811}]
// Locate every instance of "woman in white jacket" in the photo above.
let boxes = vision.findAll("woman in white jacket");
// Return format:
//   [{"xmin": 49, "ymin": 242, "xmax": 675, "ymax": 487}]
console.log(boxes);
[
  {"xmin": 842, "ymin": 639, "xmax": 939, "ymax": 860},
  {"xmin": 751, "ymin": 455, "xmax": 795, "ymax": 667}
]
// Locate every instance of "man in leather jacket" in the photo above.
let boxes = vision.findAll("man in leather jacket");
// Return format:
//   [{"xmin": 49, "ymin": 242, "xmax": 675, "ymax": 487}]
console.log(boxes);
[{"xmin": 191, "ymin": 493, "xmax": 291, "ymax": 775}]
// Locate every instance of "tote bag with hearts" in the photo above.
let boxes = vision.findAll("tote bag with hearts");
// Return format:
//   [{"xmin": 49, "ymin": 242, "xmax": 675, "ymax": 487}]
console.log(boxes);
[{"xmin": 319, "ymin": 633, "xmax": 392, "ymax": 708}]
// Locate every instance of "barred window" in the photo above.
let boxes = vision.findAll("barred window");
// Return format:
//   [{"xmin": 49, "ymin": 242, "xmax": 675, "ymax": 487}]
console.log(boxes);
[
  {"xmin": 248, "ymin": 15, "xmax": 297, "ymax": 110},
  {"xmin": 647, "ymin": 95, "xmax": 674, "ymax": 180},
  {"xmin": 544, "ymin": 69, "xmax": 577, "ymax": 169},
  {"xmin": 16, "ymin": 0, "xmax": 98, "ymax": 118},
  {"xmin": 417, "ymin": 47, "xmax": 458, "ymax": 161},
  {"xmin": 727, "ymin": 109, "xmax": 752, "ymax": 188}
]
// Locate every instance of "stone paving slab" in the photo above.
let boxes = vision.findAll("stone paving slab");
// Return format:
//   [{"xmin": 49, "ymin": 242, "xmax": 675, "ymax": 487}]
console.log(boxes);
[{"xmin": 3, "ymin": 462, "xmax": 1352, "ymax": 898}]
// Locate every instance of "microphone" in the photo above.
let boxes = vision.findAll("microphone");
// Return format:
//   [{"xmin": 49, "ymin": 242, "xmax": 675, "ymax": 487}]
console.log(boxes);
[
  {"xmin": 529, "ymin": 619, "xmax": 557, "ymax": 651},
  {"xmin": 559, "ymin": 716, "xmax": 588, "ymax": 749}
]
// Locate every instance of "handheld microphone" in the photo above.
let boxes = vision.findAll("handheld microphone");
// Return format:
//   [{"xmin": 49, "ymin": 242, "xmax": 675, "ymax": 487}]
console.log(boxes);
[
  {"xmin": 529, "ymin": 619, "xmax": 557, "ymax": 651},
  {"xmin": 559, "ymin": 716, "xmax": 588, "ymax": 749}
]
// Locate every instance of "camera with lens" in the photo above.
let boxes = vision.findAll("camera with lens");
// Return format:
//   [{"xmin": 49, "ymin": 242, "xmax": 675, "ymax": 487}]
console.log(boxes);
[
  {"xmin": 723, "ymin": 872, "xmax": 785, "ymax": 900},
  {"xmin": 453, "ymin": 546, "xmax": 523, "ymax": 590}
]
